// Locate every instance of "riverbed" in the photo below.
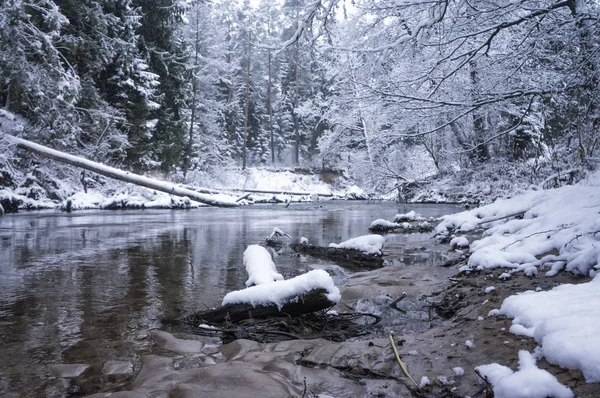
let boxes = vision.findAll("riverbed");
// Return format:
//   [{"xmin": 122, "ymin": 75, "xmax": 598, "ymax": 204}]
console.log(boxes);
[{"xmin": 0, "ymin": 202, "xmax": 460, "ymax": 397}]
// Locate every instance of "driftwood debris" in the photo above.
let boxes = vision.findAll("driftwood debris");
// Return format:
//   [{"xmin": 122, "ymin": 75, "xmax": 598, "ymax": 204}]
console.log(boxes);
[
  {"xmin": 192, "ymin": 288, "xmax": 334, "ymax": 323},
  {"xmin": 187, "ymin": 311, "xmax": 382, "ymax": 344},
  {"xmin": 291, "ymin": 243, "xmax": 384, "ymax": 269},
  {"xmin": 8, "ymin": 136, "xmax": 238, "ymax": 208}
]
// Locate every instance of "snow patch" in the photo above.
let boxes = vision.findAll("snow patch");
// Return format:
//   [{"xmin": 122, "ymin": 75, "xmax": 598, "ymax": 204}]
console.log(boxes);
[
  {"xmin": 496, "ymin": 275, "xmax": 600, "ymax": 382},
  {"xmin": 475, "ymin": 350, "xmax": 573, "ymax": 398}
]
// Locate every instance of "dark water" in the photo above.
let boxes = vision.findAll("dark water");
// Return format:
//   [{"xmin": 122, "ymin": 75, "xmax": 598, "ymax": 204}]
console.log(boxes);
[{"xmin": 0, "ymin": 202, "xmax": 460, "ymax": 397}]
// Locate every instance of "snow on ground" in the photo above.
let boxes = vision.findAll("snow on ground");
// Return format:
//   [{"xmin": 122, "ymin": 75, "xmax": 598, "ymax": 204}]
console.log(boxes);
[
  {"xmin": 194, "ymin": 167, "xmax": 357, "ymax": 201},
  {"xmin": 222, "ymin": 269, "xmax": 341, "ymax": 309},
  {"xmin": 329, "ymin": 234, "xmax": 385, "ymax": 255},
  {"xmin": 438, "ymin": 170, "xmax": 600, "ymax": 395},
  {"xmin": 436, "ymin": 171, "xmax": 600, "ymax": 277},
  {"xmin": 475, "ymin": 351, "xmax": 573, "ymax": 398},
  {"xmin": 243, "ymin": 244, "xmax": 284, "ymax": 287},
  {"xmin": 61, "ymin": 189, "xmax": 198, "ymax": 210},
  {"xmin": 489, "ymin": 275, "xmax": 600, "ymax": 383},
  {"xmin": 0, "ymin": 161, "xmax": 362, "ymax": 212}
]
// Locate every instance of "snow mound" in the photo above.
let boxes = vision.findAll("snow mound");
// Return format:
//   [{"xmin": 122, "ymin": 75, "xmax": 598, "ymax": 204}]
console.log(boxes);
[
  {"xmin": 329, "ymin": 234, "xmax": 385, "ymax": 255},
  {"xmin": 494, "ymin": 275, "xmax": 600, "ymax": 382},
  {"xmin": 222, "ymin": 269, "xmax": 341, "ymax": 309},
  {"xmin": 475, "ymin": 350, "xmax": 573, "ymax": 398},
  {"xmin": 243, "ymin": 245, "xmax": 284, "ymax": 287},
  {"xmin": 449, "ymin": 236, "xmax": 469, "ymax": 250},
  {"xmin": 436, "ymin": 171, "xmax": 600, "ymax": 276}
]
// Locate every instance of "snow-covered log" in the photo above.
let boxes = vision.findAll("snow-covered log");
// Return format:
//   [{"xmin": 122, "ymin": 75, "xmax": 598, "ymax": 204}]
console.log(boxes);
[
  {"xmin": 8, "ymin": 136, "xmax": 239, "ymax": 208},
  {"xmin": 194, "ymin": 289, "xmax": 335, "ymax": 323},
  {"xmin": 233, "ymin": 187, "xmax": 334, "ymax": 197},
  {"xmin": 291, "ymin": 243, "xmax": 384, "ymax": 269},
  {"xmin": 195, "ymin": 269, "xmax": 341, "ymax": 323}
]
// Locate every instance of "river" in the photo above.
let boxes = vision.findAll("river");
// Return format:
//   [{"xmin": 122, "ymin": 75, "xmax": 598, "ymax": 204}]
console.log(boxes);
[{"xmin": 0, "ymin": 202, "xmax": 460, "ymax": 397}]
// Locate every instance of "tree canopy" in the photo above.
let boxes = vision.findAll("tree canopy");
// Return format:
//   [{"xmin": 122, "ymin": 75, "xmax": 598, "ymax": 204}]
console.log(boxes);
[{"xmin": 1, "ymin": 0, "xmax": 598, "ymax": 190}]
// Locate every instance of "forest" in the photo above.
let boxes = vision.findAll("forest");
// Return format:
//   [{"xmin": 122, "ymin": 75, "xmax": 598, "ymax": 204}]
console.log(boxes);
[{"xmin": 0, "ymin": 0, "xmax": 598, "ymax": 196}]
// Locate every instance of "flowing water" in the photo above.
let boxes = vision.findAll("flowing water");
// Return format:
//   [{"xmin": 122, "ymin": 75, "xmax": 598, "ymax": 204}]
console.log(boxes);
[{"xmin": 0, "ymin": 202, "xmax": 460, "ymax": 397}]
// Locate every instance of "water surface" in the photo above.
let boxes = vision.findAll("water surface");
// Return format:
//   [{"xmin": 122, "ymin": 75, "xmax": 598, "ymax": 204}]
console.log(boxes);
[{"xmin": 0, "ymin": 201, "xmax": 460, "ymax": 397}]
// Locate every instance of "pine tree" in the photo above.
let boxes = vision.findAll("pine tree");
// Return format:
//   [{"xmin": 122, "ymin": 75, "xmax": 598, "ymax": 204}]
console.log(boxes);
[{"xmin": 132, "ymin": 0, "xmax": 190, "ymax": 172}]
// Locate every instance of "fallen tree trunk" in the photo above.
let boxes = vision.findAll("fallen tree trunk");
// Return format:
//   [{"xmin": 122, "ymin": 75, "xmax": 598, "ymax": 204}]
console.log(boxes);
[
  {"xmin": 291, "ymin": 243, "xmax": 384, "ymax": 269},
  {"xmin": 232, "ymin": 188, "xmax": 334, "ymax": 197},
  {"xmin": 8, "ymin": 136, "xmax": 238, "ymax": 208},
  {"xmin": 192, "ymin": 288, "xmax": 334, "ymax": 323}
]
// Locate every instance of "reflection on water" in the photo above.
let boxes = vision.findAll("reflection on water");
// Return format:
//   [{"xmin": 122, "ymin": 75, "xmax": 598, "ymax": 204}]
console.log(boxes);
[{"xmin": 0, "ymin": 202, "xmax": 459, "ymax": 397}]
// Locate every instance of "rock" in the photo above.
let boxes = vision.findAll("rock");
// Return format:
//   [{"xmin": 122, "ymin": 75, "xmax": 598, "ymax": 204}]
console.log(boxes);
[
  {"xmin": 50, "ymin": 363, "xmax": 89, "ymax": 378},
  {"xmin": 150, "ymin": 330, "xmax": 204, "ymax": 354},
  {"xmin": 102, "ymin": 361, "xmax": 134, "ymax": 375}
]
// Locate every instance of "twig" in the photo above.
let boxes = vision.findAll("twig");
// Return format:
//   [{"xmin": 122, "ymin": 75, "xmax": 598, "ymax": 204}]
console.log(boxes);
[
  {"xmin": 301, "ymin": 377, "xmax": 307, "ymax": 398},
  {"xmin": 390, "ymin": 293, "xmax": 408, "ymax": 314},
  {"xmin": 474, "ymin": 368, "xmax": 494, "ymax": 397},
  {"xmin": 389, "ymin": 335, "xmax": 419, "ymax": 388},
  {"xmin": 502, "ymin": 228, "xmax": 561, "ymax": 250},
  {"xmin": 563, "ymin": 230, "xmax": 600, "ymax": 248},
  {"xmin": 477, "ymin": 211, "xmax": 525, "ymax": 225}
]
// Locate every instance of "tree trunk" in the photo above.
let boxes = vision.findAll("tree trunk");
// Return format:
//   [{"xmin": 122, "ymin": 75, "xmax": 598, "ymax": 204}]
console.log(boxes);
[
  {"xmin": 191, "ymin": 288, "xmax": 334, "ymax": 323},
  {"xmin": 9, "ymin": 136, "xmax": 239, "ymax": 207},
  {"xmin": 291, "ymin": 243, "xmax": 384, "ymax": 270},
  {"xmin": 233, "ymin": 188, "xmax": 333, "ymax": 197},
  {"xmin": 185, "ymin": 5, "xmax": 201, "ymax": 177},
  {"xmin": 268, "ymin": 50, "xmax": 274, "ymax": 164},
  {"xmin": 469, "ymin": 61, "xmax": 489, "ymax": 162},
  {"xmin": 294, "ymin": 42, "xmax": 300, "ymax": 166},
  {"xmin": 242, "ymin": 34, "xmax": 251, "ymax": 170}
]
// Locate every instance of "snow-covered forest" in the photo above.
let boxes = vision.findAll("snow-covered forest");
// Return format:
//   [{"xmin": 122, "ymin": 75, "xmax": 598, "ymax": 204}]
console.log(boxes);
[{"xmin": 1, "ymin": 0, "xmax": 599, "ymax": 199}]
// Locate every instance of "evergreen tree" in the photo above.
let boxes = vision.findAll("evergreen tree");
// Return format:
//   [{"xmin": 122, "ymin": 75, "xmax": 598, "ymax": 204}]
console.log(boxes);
[{"xmin": 132, "ymin": 0, "xmax": 190, "ymax": 172}]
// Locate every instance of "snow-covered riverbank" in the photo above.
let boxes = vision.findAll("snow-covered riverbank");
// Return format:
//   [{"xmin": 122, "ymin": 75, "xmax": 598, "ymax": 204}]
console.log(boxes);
[
  {"xmin": 0, "ymin": 166, "xmax": 367, "ymax": 213},
  {"xmin": 434, "ymin": 170, "xmax": 600, "ymax": 397}
]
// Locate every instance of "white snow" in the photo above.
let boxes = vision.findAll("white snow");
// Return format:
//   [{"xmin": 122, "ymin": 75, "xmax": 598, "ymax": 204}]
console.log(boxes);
[
  {"xmin": 484, "ymin": 286, "xmax": 496, "ymax": 294},
  {"xmin": 267, "ymin": 227, "xmax": 292, "ymax": 241},
  {"xmin": 394, "ymin": 210, "xmax": 425, "ymax": 222},
  {"xmin": 242, "ymin": 245, "xmax": 284, "ymax": 287},
  {"xmin": 436, "ymin": 171, "xmax": 600, "ymax": 277},
  {"xmin": 419, "ymin": 376, "xmax": 431, "ymax": 387},
  {"xmin": 222, "ymin": 269, "xmax": 341, "ymax": 309},
  {"xmin": 370, "ymin": 219, "xmax": 404, "ymax": 228},
  {"xmin": 201, "ymin": 167, "xmax": 342, "ymax": 199},
  {"xmin": 453, "ymin": 367, "xmax": 464, "ymax": 376},
  {"xmin": 465, "ymin": 340, "xmax": 474, "ymax": 349},
  {"xmin": 437, "ymin": 375, "xmax": 454, "ymax": 385},
  {"xmin": 300, "ymin": 237, "xmax": 309, "ymax": 244},
  {"xmin": 329, "ymin": 234, "xmax": 385, "ymax": 255},
  {"xmin": 475, "ymin": 350, "xmax": 573, "ymax": 398},
  {"xmin": 492, "ymin": 275, "xmax": 600, "ymax": 382},
  {"xmin": 198, "ymin": 324, "xmax": 219, "ymax": 330},
  {"xmin": 449, "ymin": 236, "xmax": 469, "ymax": 249}
]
